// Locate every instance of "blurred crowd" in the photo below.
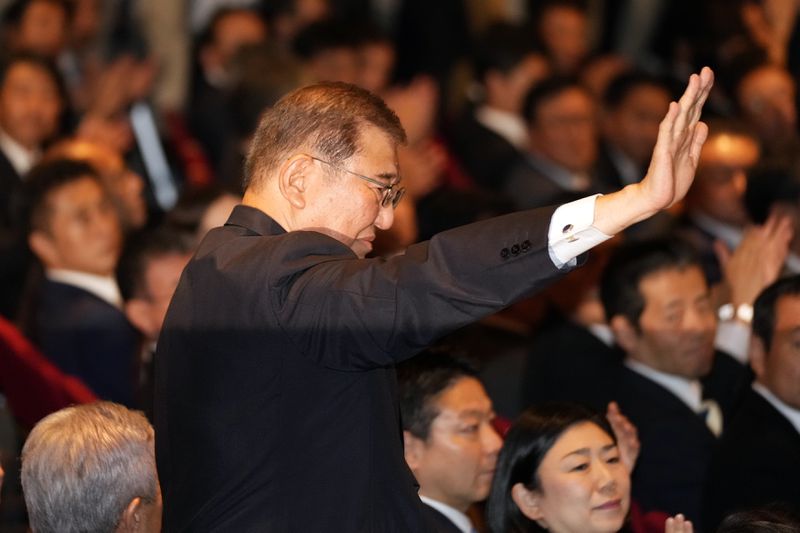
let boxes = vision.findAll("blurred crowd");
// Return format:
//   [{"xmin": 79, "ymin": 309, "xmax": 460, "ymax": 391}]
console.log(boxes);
[{"xmin": 0, "ymin": 0, "xmax": 799, "ymax": 531}]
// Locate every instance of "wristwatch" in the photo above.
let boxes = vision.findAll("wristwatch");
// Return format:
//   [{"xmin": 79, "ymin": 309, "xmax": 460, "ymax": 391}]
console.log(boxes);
[{"xmin": 717, "ymin": 303, "xmax": 753, "ymax": 324}]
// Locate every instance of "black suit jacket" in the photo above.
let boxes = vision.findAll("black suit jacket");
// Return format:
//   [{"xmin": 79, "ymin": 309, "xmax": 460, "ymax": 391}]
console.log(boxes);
[
  {"xmin": 585, "ymin": 352, "xmax": 747, "ymax": 526},
  {"xmin": 0, "ymin": 148, "xmax": 29, "ymax": 319},
  {"xmin": 421, "ymin": 503, "xmax": 467, "ymax": 533},
  {"xmin": 704, "ymin": 388, "xmax": 800, "ymax": 530},
  {"xmin": 156, "ymin": 204, "xmax": 569, "ymax": 532},
  {"xmin": 22, "ymin": 279, "xmax": 139, "ymax": 405},
  {"xmin": 447, "ymin": 110, "xmax": 526, "ymax": 193}
]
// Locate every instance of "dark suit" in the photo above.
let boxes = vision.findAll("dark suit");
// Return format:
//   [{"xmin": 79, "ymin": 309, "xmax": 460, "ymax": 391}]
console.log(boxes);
[
  {"xmin": 421, "ymin": 503, "xmax": 467, "ymax": 533},
  {"xmin": 156, "ymin": 204, "xmax": 568, "ymax": 532},
  {"xmin": 447, "ymin": 110, "xmax": 526, "ymax": 193},
  {"xmin": 522, "ymin": 315, "xmax": 623, "ymax": 407},
  {"xmin": 0, "ymin": 149, "xmax": 29, "ymax": 319},
  {"xmin": 586, "ymin": 352, "xmax": 747, "ymax": 525},
  {"xmin": 704, "ymin": 388, "xmax": 800, "ymax": 530},
  {"xmin": 22, "ymin": 279, "xmax": 139, "ymax": 406}
]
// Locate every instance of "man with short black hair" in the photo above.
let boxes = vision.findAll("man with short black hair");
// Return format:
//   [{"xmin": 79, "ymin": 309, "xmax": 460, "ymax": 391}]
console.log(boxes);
[
  {"xmin": 705, "ymin": 275, "xmax": 800, "ymax": 529},
  {"xmin": 21, "ymin": 159, "xmax": 138, "ymax": 406},
  {"xmin": 398, "ymin": 353, "xmax": 501, "ymax": 533},
  {"xmin": 597, "ymin": 238, "xmax": 748, "ymax": 523},
  {"xmin": 21, "ymin": 401, "xmax": 161, "ymax": 533}
]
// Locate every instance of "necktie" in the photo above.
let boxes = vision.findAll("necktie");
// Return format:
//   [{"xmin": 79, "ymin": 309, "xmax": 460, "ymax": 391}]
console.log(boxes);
[{"xmin": 699, "ymin": 398, "xmax": 723, "ymax": 437}]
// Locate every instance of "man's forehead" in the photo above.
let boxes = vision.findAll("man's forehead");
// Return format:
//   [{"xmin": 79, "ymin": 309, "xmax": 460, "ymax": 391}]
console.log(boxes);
[{"xmin": 432, "ymin": 377, "xmax": 493, "ymax": 418}]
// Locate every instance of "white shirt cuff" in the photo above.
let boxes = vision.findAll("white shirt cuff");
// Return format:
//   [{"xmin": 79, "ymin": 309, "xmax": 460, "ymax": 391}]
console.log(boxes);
[
  {"xmin": 547, "ymin": 194, "xmax": 613, "ymax": 268},
  {"xmin": 714, "ymin": 320, "xmax": 751, "ymax": 364}
]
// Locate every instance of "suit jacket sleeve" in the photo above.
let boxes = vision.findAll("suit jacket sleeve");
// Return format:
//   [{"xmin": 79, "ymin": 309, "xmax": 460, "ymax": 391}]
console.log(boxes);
[{"xmin": 269, "ymin": 206, "xmax": 565, "ymax": 370}]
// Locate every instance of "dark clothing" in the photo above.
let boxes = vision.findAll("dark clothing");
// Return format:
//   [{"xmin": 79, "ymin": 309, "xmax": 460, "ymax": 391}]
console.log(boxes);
[
  {"xmin": 156, "ymin": 204, "xmax": 568, "ymax": 532},
  {"xmin": 421, "ymin": 503, "xmax": 466, "ymax": 533},
  {"xmin": 584, "ymin": 352, "xmax": 748, "ymax": 525},
  {"xmin": 22, "ymin": 279, "xmax": 139, "ymax": 406},
  {"xmin": 523, "ymin": 316, "xmax": 623, "ymax": 407},
  {"xmin": 704, "ymin": 389, "xmax": 800, "ymax": 531},
  {"xmin": 0, "ymin": 150, "xmax": 29, "ymax": 320},
  {"xmin": 447, "ymin": 110, "xmax": 526, "ymax": 193}
]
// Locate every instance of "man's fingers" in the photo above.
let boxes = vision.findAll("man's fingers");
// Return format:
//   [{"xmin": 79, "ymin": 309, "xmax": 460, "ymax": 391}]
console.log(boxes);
[{"xmin": 673, "ymin": 73, "xmax": 699, "ymax": 137}]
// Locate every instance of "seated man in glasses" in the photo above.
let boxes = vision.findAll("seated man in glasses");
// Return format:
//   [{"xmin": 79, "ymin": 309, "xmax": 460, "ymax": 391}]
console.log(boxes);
[{"xmin": 156, "ymin": 73, "xmax": 713, "ymax": 532}]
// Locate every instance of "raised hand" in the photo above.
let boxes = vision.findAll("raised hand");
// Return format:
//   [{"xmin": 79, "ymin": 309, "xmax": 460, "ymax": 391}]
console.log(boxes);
[
  {"xmin": 606, "ymin": 401, "xmax": 640, "ymax": 473},
  {"xmin": 665, "ymin": 514, "xmax": 694, "ymax": 533},
  {"xmin": 594, "ymin": 68, "xmax": 714, "ymax": 236},
  {"xmin": 639, "ymin": 67, "xmax": 714, "ymax": 212}
]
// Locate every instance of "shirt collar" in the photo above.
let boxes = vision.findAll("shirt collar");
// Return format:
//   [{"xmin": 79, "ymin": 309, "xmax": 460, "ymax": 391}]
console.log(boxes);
[
  {"xmin": 689, "ymin": 212, "xmax": 743, "ymax": 250},
  {"xmin": 625, "ymin": 359, "xmax": 703, "ymax": 412},
  {"xmin": 0, "ymin": 127, "xmax": 39, "ymax": 176},
  {"xmin": 525, "ymin": 154, "xmax": 591, "ymax": 192},
  {"xmin": 474, "ymin": 106, "xmax": 529, "ymax": 150},
  {"xmin": 419, "ymin": 496, "xmax": 473, "ymax": 533},
  {"xmin": 752, "ymin": 382, "xmax": 800, "ymax": 436},
  {"xmin": 46, "ymin": 269, "xmax": 123, "ymax": 309}
]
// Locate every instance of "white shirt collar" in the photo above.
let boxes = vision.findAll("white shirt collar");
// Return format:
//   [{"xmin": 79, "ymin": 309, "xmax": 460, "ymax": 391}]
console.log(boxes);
[
  {"xmin": 526, "ymin": 154, "xmax": 591, "ymax": 192},
  {"xmin": 474, "ymin": 106, "xmax": 529, "ymax": 150},
  {"xmin": 46, "ymin": 269, "xmax": 123, "ymax": 309},
  {"xmin": 752, "ymin": 382, "xmax": 800, "ymax": 436},
  {"xmin": 689, "ymin": 212, "xmax": 743, "ymax": 250},
  {"xmin": 587, "ymin": 322, "xmax": 615, "ymax": 347},
  {"xmin": 0, "ymin": 127, "xmax": 39, "ymax": 176},
  {"xmin": 625, "ymin": 359, "xmax": 704, "ymax": 412},
  {"xmin": 419, "ymin": 495, "xmax": 473, "ymax": 533}
]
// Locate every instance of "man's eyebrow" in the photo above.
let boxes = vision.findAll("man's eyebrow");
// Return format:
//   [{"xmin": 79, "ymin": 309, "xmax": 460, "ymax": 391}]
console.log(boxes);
[{"xmin": 376, "ymin": 171, "xmax": 400, "ymax": 183}]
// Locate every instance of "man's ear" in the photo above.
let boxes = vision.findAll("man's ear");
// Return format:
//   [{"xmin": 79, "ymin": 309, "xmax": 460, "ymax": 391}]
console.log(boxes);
[
  {"xmin": 511, "ymin": 482, "xmax": 545, "ymax": 522},
  {"xmin": 116, "ymin": 497, "xmax": 142, "ymax": 533},
  {"xmin": 277, "ymin": 155, "xmax": 312, "ymax": 209},
  {"xmin": 749, "ymin": 335, "xmax": 767, "ymax": 380},
  {"xmin": 28, "ymin": 230, "xmax": 59, "ymax": 268},
  {"xmin": 403, "ymin": 430, "xmax": 425, "ymax": 470},
  {"xmin": 610, "ymin": 315, "xmax": 638, "ymax": 353}
]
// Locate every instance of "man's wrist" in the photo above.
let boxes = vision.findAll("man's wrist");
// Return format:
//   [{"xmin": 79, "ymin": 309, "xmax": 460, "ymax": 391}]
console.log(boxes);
[{"xmin": 717, "ymin": 302, "xmax": 753, "ymax": 325}]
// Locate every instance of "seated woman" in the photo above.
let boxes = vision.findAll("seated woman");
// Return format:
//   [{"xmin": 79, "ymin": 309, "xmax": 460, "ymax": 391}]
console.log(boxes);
[{"xmin": 486, "ymin": 402, "xmax": 693, "ymax": 533}]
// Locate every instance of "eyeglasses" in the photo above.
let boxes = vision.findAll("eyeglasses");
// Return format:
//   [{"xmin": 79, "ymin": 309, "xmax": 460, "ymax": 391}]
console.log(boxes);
[{"xmin": 307, "ymin": 155, "xmax": 405, "ymax": 209}]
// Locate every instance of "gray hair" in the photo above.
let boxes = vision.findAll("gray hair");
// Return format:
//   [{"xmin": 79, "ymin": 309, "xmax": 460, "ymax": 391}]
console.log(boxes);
[
  {"xmin": 243, "ymin": 81, "xmax": 406, "ymax": 192},
  {"xmin": 21, "ymin": 402, "xmax": 157, "ymax": 533}
]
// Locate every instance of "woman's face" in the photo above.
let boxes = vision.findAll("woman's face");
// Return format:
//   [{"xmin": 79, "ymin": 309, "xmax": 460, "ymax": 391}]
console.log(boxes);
[{"xmin": 514, "ymin": 422, "xmax": 631, "ymax": 533}]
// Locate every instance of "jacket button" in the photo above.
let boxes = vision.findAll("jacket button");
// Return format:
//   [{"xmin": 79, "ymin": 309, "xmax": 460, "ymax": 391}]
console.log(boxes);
[
  {"xmin": 511, "ymin": 244, "xmax": 520, "ymax": 255},
  {"xmin": 521, "ymin": 239, "xmax": 531, "ymax": 252},
  {"xmin": 500, "ymin": 247, "xmax": 510, "ymax": 259}
]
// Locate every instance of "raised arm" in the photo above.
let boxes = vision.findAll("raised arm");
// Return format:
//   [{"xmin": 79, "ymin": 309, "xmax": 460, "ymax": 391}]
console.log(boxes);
[{"xmin": 593, "ymin": 67, "xmax": 714, "ymax": 235}]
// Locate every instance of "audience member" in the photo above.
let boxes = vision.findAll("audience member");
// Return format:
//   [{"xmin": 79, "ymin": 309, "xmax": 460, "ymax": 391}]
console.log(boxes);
[
  {"xmin": 21, "ymin": 401, "xmax": 161, "ymax": 533},
  {"xmin": 678, "ymin": 120, "xmax": 760, "ymax": 284},
  {"xmin": 353, "ymin": 24, "xmax": 395, "ymax": 94},
  {"xmin": 505, "ymin": 77, "xmax": 612, "ymax": 210},
  {"xmin": 398, "ymin": 352, "xmax": 502, "ymax": 532},
  {"xmin": 45, "ymin": 137, "xmax": 147, "ymax": 231},
  {"xmin": 485, "ymin": 402, "xmax": 633, "ymax": 533},
  {"xmin": 533, "ymin": 0, "xmax": 590, "ymax": 76},
  {"xmin": 716, "ymin": 507, "xmax": 800, "ymax": 533},
  {"xmin": 597, "ymin": 238, "xmax": 748, "ymax": 523},
  {"xmin": 598, "ymin": 72, "xmax": 672, "ymax": 190},
  {"xmin": 165, "ymin": 185, "xmax": 241, "ymax": 245},
  {"xmin": 704, "ymin": 276, "xmax": 800, "ymax": 529},
  {"xmin": 733, "ymin": 62, "xmax": 799, "ymax": 173},
  {"xmin": 292, "ymin": 19, "xmax": 359, "ymax": 84},
  {"xmin": 449, "ymin": 23, "xmax": 550, "ymax": 193},
  {"xmin": 117, "ymin": 227, "xmax": 193, "ymax": 417},
  {"xmin": 1, "ymin": 0, "xmax": 70, "ymax": 59},
  {"xmin": 0, "ymin": 53, "xmax": 64, "ymax": 320},
  {"xmin": 21, "ymin": 159, "xmax": 138, "ymax": 406},
  {"xmin": 189, "ymin": 7, "xmax": 268, "ymax": 170}
]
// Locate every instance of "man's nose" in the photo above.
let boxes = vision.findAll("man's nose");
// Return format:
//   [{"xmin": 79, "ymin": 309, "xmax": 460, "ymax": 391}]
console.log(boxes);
[{"xmin": 374, "ymin": 203, "xmax": 395, "ymax": 230}]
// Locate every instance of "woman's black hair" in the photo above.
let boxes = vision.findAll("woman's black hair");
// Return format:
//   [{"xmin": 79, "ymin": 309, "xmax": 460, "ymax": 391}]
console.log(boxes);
[{"xmin": 486, "ymin": 402, "xmax": 614, "ymax": 533}]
